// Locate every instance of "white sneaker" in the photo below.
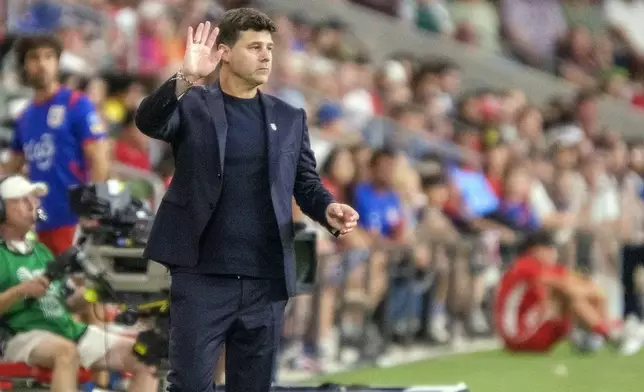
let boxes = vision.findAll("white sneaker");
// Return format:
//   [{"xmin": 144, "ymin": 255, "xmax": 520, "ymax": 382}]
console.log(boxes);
[
  {"xmin": 318, "ymin": 337, "xmax": 338, "ymax": 360},
  {"xmin": 429, "ymin": 314, "xmax": 451, "ymax": 344},
  {"xmin": 619, "ymin": 323, "xmax": 644, "ymax": 356},
  {"xmin": 450, "ymin": 320, "xmax": 467, "ymax": 351},
  {"xmin": 469, "ymin": 308, "xmax": 489, "ymax": 334},
  {"xmin": 619, "ymin": 334, "xmax": 643, "ymax": 356},
  {"xmin": 570, "ymin": 327, "xmax": 604, "ymax": 353},
  {"xmin": 624, "ymin": 315, "xmax": 640, "ymax": 335}
]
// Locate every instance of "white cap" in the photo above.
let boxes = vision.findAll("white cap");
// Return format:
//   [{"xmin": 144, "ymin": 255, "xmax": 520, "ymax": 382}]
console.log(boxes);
[
  {"xmin": 549, "ymin": 124, "xmax": 584, "ymax": 149},
  {"xmin": 138, "ymin": 1, "xmax": 166, "ymax": 20},
  {"xmin": 383, "ymin": 60, "xmax": 407, "ymax": 84},
  {"xmin": 0, "ymin": 176, "xmax": 48, "ymax": 200}
]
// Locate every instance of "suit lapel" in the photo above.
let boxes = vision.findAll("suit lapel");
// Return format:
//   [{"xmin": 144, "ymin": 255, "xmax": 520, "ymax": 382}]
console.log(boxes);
[
  {"xmin": 260, "ymin": 91, "xmax": 279, "ymax": 184},
  {"xmin": 203, "ymin": 82, "xmax": 228, "ymax": 170}
]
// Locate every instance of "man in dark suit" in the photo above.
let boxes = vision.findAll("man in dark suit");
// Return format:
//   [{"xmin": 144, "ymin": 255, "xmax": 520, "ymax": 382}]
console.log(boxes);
[{"xmin": 134, "ymin": 8, "xmax": 359, "ymax": 392}]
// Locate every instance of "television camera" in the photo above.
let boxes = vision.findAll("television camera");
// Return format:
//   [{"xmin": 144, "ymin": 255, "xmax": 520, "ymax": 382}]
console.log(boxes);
[
  {"xmin": 36, "ymin": 182, "xmax": 170, "ymax": 366},
  {"xmin": 42, "ymin": 182, "xmax": 318, "ymax": 367}
]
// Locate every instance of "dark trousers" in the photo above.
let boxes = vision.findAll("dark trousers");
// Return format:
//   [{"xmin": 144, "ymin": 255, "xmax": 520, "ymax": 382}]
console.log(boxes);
[
  {"xmin": 622, "ymin": 244, "xmax": 644, "ymax": 319},
  {"xmin": 167, "ymin": 273, "xmax": 288, "ymax": 392}
]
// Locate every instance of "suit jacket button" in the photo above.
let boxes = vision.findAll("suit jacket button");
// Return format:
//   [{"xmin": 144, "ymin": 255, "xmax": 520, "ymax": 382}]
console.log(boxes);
[
  {"xmin": 217, "ymin": 172, "xmax": 221, "ymax": 178},
  {"xmin": 209, "ymin": 202, "xmax": 215, "ymax": 210}
]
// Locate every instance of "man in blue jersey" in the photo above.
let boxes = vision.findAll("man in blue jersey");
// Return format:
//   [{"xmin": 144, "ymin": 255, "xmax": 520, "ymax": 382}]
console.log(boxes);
[
  {"xmin": 354, "ymin": 148, "xmax": 407, "ymax": 242},
  {"xmin": 353, "ymin": 148, "xmax": 407, "ymax": 310},
  {"xmin": 4, "ymin": 36, "xmax": 110, "ymax": 255}
]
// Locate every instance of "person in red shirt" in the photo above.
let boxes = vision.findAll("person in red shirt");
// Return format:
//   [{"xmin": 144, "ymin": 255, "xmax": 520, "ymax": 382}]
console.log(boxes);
[
  {"xmin": 320, "ymin": 147, "xmax": 355, "ymax": 203},
  {"xmin": 494, "ymin": 231, "xmax": 627, "ymax": 353},
  {"xmin": 113, "ymin": 111, "xmax": 151, "ymax": 171}
]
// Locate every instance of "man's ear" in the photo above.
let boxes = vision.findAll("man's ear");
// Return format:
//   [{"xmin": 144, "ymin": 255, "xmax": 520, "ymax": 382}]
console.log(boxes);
[{"xmin": 218, "ymin": 44, "xmax": 230, "ymax": 63}]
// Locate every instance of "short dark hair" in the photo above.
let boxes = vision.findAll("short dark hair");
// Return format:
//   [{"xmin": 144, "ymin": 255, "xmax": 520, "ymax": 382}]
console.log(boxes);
[
  {"xmin": 517, "ymin": 230, "xmax": 556, "ymax": 255},
  {"xmin": 216, "ymin": 8, "xmax": 277, "ymax": 47},
  {"xmin": 421, "ymin": 173, "xmax": 447, "ymax": 190},
  {"xmin": 433, "ymin": 59, "xmax": 459, "ymax": 75},
  {"xmin": 389, "ymin": 102, "xmax": 424, "ymax": 121},
  {"xmin": 14, "ymin": 35, "xmax": 63, "ymax": 70},
  {"xmin": 370, "ymin": 147, "xmax": 397, "ymax": 167}
]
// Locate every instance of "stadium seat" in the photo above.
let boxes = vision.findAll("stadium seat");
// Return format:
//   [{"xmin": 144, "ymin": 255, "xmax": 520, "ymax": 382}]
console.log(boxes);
[{"xmin": 0, "ymin": 362, "xmax": 93, "ymax": 388}]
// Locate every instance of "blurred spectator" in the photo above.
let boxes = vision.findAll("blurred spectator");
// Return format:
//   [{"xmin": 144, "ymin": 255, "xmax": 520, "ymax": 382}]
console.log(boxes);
[
  {"xmin": 448, "ymin": 0, "xmax": 501, "ymax": 52},
  {"xmin": 392, "ymin": 154, "xmax": 425, "ymax": 232},
  {"xmin": 516, "ymin": 105, "xmax": 545, "ymax": 153},
  {"xmin": 484, "ymin": 142, "xmax": 510, "ymax": 197},
  {"xmin": 563, "ymin": 0, "xmax": 606, "ymax": 36},
  {"xmin": 446, "ymin": 128, "xmax": 499, "ymax": 222},
  {"xmin": 604, "ymin": 0, "xmax": 644, "ymax": 56},
  {"xmin": 573, "ymin": 89, "xmax": 602, "ymax": 139},
  {"xmin": 622, "ymin": 141, "xmax": 644, "ymax": 325},
  {"xmin": 354, "ymin": 148, "xmax": 406, "ymax": 243},
  {"xmin": 316, "ymin": 102, "xmax": 347, "ymax": 140},
  {"xmin": 311, "ymin": 18, "xmax": 349, "ymax": 61},
  {"xmin": 113, "ymin": 110, "xmax": 150, "ymax": 172},
  {"xmin": 85, "ymin": 76, "xmax": 108, "ymax": 107},
  {"xmin": 12, "ymin": 1, "xmax": 63, "ymax": 33},
  {"xmin": 321, "ymin": 147, "xmax": 355, "ymax": 204},
  {"xmin": 342, "ymin": 54, "xmax": 377, "ymax": 131},
  {"xmin": 416, "ymin": 172, "xmax": 458, "ymax": 342},
  {"xmin": 388, "ymin": 102, "xmax": 428, "ymax": 160},
  {"xmin": 498, "ymin": 163, "xmax": 540, "ymax": 234},
  {"xmin": 413, "ymin": 0, "xmax": 454, "ymax": 36},
  {"xmin": 556, "ymin": 26, "xmax": 605, "ymax": 89},
  {"xmin": 500, "ymin": 0, "xmax": 567, "ymax": 70},
  {"xmin": 349, "ymin": 0, "xmax": 401, "ymax": 17}
]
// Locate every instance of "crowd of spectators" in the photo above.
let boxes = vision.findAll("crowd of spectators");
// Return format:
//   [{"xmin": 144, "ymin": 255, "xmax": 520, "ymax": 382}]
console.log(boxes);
[
  {"xmin": 1, "ymin": 0, "xmax": 644, "ymax": 377},
  {"xmin": 354, "ymin": 0, "xmax": 644, "ymax": 111}
]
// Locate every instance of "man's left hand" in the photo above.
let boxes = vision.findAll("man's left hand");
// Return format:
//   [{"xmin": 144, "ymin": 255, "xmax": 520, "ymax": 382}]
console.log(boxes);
[{"xmin": 325, "ymin": 203, "xmax": 359, "ymax": 236}]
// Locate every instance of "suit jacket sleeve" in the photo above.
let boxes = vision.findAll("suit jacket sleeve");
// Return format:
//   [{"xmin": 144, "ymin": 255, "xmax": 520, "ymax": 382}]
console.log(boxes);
[
  {"xmin": 293, "ymin": 109, "xmax": 338, "ymax": 236},
  {"xmin": 134, "ymin": 75, "xmax": 182, "ymax": 143}
]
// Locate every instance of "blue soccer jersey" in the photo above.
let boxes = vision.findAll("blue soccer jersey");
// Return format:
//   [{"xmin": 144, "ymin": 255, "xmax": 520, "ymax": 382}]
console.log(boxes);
[
  {"xmin": 354, "ymin": 182, "xmax": 405, "ymax": 239},
  {"xmin": 11, "ymin": 88, "xmax": 107, "ymax": 231}
]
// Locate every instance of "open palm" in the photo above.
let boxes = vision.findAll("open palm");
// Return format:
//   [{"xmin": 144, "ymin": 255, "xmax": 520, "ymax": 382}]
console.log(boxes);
[{"xmin": 183, "ymin": 21, "xmax": 224, "ymax": 81}]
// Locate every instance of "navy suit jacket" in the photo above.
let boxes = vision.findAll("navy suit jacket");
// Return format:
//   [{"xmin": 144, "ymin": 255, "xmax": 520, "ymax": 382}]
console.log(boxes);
[{"xmin": 134, "ymin": 76, "xmax": 336, "ymax": 296}]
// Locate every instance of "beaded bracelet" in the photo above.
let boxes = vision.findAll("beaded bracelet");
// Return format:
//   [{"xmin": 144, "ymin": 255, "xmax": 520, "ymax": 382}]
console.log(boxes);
[{"xmin": 175, "ymin": 69, "xmax": 198, "ymax": 86}]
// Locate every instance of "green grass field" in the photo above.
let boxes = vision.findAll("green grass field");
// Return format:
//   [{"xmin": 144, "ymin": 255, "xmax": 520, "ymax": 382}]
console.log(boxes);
[{"xmin": 313, "ymin": 345, "xmax": 644, "ymax": 392}]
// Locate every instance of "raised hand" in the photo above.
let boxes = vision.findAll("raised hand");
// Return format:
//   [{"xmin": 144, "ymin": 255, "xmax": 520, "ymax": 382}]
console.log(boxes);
[{"xmin": 182, "ymin": 21, "xmax": 224, "ymax": 82}]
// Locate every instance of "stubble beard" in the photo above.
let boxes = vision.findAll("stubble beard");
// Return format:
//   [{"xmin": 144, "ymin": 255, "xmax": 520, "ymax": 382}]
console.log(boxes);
[
  {"xmin": 229, "ymin": 63, "xmax": 269, "ymax": 89},
  {"xmin": 28, "ymin": 74, "xmax": 52, "ymax": 91}
]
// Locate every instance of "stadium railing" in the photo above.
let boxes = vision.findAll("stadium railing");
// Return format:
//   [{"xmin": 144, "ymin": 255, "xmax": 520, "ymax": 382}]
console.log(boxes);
[{"xmin": 287, "ymin": 233, "xmax": 488, "ymax": 363}]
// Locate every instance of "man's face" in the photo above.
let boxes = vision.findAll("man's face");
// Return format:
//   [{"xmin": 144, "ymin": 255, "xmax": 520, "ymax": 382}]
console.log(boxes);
[
  {"xmin": 222, "ymin": 30, "xmax": 273, "ymax": 87},
  {"xmin": 554, "ymin": 146, "xmax": 579, "ymax": 170},
  {"xmin": 505, "ymin": 168, "xmax": 532, "ymax": 198},
  {"xmin": 399, "ymin": 111, "xmax": 425, "ymax": 132},
  {"xmin": 577, "ymin": 99, "xmax": 598, "ymax": 127},
  {"xmin": 24, "ymin": 47, "xmax": 59, "ymax": 89},
  {"xmin": 440, "ymin": 70, "xmax": 460, "ymax": 95},
  {"xmin": 426, "ymin": 184, "xmax": 449, "ymax": 207},
  {"xmin": 373, "ymin": 156, "xmax": 395, "ymax": 188},
  {"xmin": 582, "ymin": 159, "xmax": 603, "ymax": 187},
  {"xmin": 534, "ymin": 246, "xmax": 558, "ymax": 266},
  {"xmin": 608, "ymin": 143, "xmax": 628, "ymax": 172},
  {"xmin": 4, "ymin": 195, "xmax": 39, "ymax": 233}
]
